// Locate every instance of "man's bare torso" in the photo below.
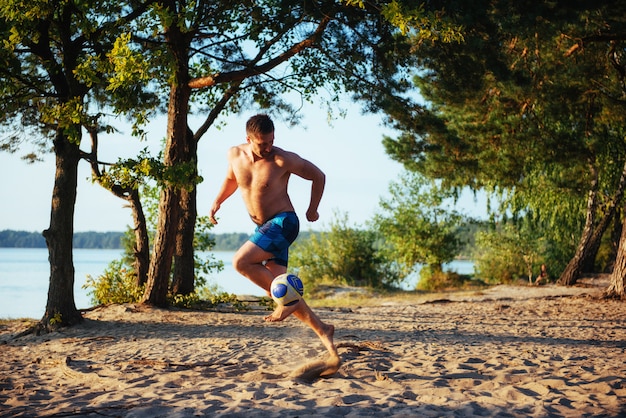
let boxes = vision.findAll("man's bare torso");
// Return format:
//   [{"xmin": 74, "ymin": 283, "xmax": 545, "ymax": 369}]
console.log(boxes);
[{"xmin": 229, "ymin": 144, "xmax": 295, "ymax": 225}]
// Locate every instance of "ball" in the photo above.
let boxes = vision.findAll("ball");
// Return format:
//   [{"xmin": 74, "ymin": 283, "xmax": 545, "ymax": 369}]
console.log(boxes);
[{"xmin": 270, "ymin": 273, "xmax": 304, "ymax": 306}]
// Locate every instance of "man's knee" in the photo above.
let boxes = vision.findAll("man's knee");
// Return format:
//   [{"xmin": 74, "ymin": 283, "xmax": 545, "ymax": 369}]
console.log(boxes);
[
  {"xmin": 232, "ymin": 251, "xmax": 248, "ymax": 274},
  {"xmin": 232, "ymin": 248, "xmax": 268, "ymax": 273}
]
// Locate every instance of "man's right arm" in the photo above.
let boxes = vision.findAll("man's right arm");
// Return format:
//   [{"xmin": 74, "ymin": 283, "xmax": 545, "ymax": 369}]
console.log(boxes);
[
  {"xmin": 282, "ymin": 151, "xmax": 325, "ymax": 222},
  {"xmin": 210, "ymin": 158, "xmax": 239, "ymax": 225}
]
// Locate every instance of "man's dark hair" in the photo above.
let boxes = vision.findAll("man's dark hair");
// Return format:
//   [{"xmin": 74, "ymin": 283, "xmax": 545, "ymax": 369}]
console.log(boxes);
[{"xmin": 246, "ymin": 114, "xmax": 274, "ymax": 135}]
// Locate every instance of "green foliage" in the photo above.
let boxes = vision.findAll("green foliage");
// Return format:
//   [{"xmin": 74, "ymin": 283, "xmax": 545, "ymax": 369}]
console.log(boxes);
[
  {"xmin": 379, "ymin": 2, "xmax": 626, "ymax": 280},
  {"xmin": 48, "ymin": 312, "xmax": 63, "ymax": 327},
  {"xmin": 343, "ymin": 0, "xmax": 463, "ymax": 41},
  {"xmin": 169, "ymin": 291, "xmax": 201, "ymax": 309},
  {"xmin": 0, "ymin": 0, "xmax": 155, "ymax": 155},
  {"xmin": 455, "ymin": 220, "xmax": 485, "ymax": 259},
  {"xmin": 106, "ymin": 33, "xmax": 153, "ymax": 92},
  {"xmin": 374, "ymin": 171, "xmax": 465, "ymax": 281},
  {"xmin": 196, "ymin": 287, "xmax": 250, "ymax": 312},
  {"xmin": 0, "ymin": 230, "xmax": 45, "ymax": 248},
  {"xmin": 0, "ymin": 229, "xmax": 281, "ymax": 250},
  {"xmin": 96, "ymin": 150, "xmax": 161, "ymax": 191},
  {"xmin": 595, "ymin": 223, "xmax": 619, "ymax": 274},
  {"xmin": 98, "ymin": 148, "xmax": 203, "ymax": 195},
  {"xmin": 193, "ymin": 215, "xmax": 224, "ymax": 284},
  {"xmin": 416, "ymin": 268, "xmax": 467, "ymax": 292},
  {"xmin": 473, "ymin": 222, "xmax": 545, "ymax": 284},
  {"xmin": 72, "ymin": 232, "xmax": 123, "ymax": 249},
  {"xmin": 211, "ymin": 233, "xmax": 249, "ymax": 251},
  {"xmin": 83, "ymin": 260, "xmax": 144, "ymax": 305},
  {"xmin": 168, "ymin": 282, "xmax": 261, "ymax": 312},
  {"xmin": 290, "ymin": 212, "xmax": 400, "ymax": 292}
]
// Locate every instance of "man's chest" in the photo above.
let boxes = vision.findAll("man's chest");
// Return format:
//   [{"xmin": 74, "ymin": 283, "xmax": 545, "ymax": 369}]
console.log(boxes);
[{"xmin": 233, "ymin": 161, "xmax": 287, "ymax": 190}]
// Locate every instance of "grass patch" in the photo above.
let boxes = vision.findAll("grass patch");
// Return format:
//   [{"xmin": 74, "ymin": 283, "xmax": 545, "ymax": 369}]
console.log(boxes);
[
  {"xmin": 0, "ymin": 318, "xmax": 37, "ymax": 324},
  {"xmin": 305, "ymin": 284, "xmax": 491, "ymax": 309}
]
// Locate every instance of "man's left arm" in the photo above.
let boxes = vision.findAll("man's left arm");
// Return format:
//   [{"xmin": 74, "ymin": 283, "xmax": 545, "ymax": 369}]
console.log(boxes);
[{"xmin": 290, "ymin": 156, "xmax": 325, "ymax": 222}]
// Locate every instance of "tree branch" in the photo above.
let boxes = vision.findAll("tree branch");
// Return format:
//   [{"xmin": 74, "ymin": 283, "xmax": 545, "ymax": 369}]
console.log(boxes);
[
  {"xmin": 194, "ymin": 80, "xmax": 243, "ymax": 141},
  {"xmin": 188, "ymin": 16, "xmax": 332, "ymax": 89}
]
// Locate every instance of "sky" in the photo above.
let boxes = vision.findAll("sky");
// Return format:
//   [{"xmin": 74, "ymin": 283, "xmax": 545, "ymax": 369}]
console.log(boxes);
[{"xmin": 0, "ymin": 102, "xmax": 487, "ymax": 235}]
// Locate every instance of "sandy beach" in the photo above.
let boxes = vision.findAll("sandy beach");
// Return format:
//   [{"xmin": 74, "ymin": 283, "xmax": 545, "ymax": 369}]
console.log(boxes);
[{"xmin": 1, "ymin": 277, "xmax": 625, "ymax": 417}]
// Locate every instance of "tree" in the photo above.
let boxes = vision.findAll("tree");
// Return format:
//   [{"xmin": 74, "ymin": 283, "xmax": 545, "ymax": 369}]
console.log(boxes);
[
  {"xmin": 92, "ymin": 150, "xmax": 166, "ymax": 287},
  {"xmin": 374, "ymin": 171, "xmax": 464, "ymax": 285},
  {"xmin": 379, "ymin": 1, "xmax": 626, "ymax": 290},
  {"xmin": 0, "ymin": 1, "xmax": 153, "ymax": 329}
]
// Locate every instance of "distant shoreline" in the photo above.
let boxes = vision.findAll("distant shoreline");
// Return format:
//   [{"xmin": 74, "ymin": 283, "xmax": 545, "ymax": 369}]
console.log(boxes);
[
  {"xmin": 0, "ymin": 229, "xmax": 320, "ymax": 251},
  {"xmin": 0, "ymin": 229, "xmax": 248, "ymax": 251}
]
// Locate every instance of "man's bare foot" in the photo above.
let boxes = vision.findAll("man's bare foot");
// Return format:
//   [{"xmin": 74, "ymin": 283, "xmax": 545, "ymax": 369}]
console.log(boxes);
[
  {"xmin": 264, "ymin": 300, "xmax": 300, "ymax": 322},
  {"xmin": 320, "ymin": 323, "xmax": 337, "ymax": 358}
]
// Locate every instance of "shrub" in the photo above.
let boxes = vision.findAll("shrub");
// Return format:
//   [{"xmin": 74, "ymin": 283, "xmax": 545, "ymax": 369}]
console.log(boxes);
[
  {"xmin": 83, "ymin": 260, "xmax": 144, "ymax": 305},
  {"xmin": 290, "ymin": 213, "xmax": 400, "ymax": 293},
  {"xmin": 416, "ymin": 267, "xmax": 468, "ymax": 291},
  {"xmin": 473, "ymin": 223, "xmax": 545, "ymax": 284}
]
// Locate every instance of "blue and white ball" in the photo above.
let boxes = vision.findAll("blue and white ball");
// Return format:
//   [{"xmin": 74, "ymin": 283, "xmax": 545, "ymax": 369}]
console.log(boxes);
[{"xmin": 270, "ymin": 273, "xmax": 304, "ymax": 306}]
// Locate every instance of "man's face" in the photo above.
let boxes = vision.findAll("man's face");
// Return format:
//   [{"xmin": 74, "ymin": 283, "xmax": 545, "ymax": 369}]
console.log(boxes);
[{"xmin": 247, "ymin": 132, "xmax": 275, "ymax": 158}]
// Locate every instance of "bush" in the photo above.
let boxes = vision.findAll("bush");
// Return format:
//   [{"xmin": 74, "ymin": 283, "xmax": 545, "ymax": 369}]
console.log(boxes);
[
  {"xmin": 473, "ymin": 223, "xmax": 545, "ymax": 284},
  {"xmin": 83, "ymin": 260, "xmax": 144, "ymax": 305},
  {"xmin": 290, "ymin": 213, "xmax": 400, "ymax": 293},
  {"xmin": 416, "ymin": 267, "xmax": 469, "ymax": 291}
]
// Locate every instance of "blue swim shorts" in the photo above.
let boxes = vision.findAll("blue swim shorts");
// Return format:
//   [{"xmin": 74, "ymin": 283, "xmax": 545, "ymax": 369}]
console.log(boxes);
[{"xmin": 249, "ymin": 211, "xmax": 300, "ymax": 267}]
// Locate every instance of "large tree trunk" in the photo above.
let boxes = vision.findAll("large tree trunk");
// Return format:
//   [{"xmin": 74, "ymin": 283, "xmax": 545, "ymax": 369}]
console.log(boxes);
[
  {"xmin": 142, "ymin": 20, "xmax": 191, "ymax": 306},
  {"xmin": 41, "ymin": 131, "xmax": 83, "ymax": 329},
  {"xmin": 172, "ymin": 126, "xmax": 197, "ymax": 295},
  {"xmin": 143, "ymin": 186, "xmax": 180, "ymax": 306},
  {"xmin": 581, "ymin": 160, "xmax": 626, "ymax": 272},
  {"xmin": 606, "ymin": 207, "xmax": 623, "ymax": 273},
  {"xmin": 558, "ymin": 164, "xmax": 599, "ymax": 286},
  {"xmin": 581, "ymin": 208, "xmax": 617, "ymax": 273},
  {"xmin": 172, "ymin": 184, "xmax": 196, "ymax": 295},
  {"xmin": 606, "ymin": 207, "xmax": 626, "ymax": 298},
  {"xmin": 142, "ymin": 95, "xmax": 187, "ymax": 306}
]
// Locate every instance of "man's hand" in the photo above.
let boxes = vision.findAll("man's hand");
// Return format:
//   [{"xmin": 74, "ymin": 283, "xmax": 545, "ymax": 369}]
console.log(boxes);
[
  {"xmin": 209, "ymin": 203, "xmax": 220, "ymax": 225},
  {"xmin": 306, "ymin": 209, "xmax": 319, "ymax": 222}
]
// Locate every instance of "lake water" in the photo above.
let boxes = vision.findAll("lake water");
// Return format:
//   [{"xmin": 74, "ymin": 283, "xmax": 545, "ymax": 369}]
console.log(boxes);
[
  {"xmin": 0, "ymin": 248, "xmax": 257, "ymax": 319},
  {"xmin": 0, "ymin": 248, "xmax": 474, "ymax": 319}
]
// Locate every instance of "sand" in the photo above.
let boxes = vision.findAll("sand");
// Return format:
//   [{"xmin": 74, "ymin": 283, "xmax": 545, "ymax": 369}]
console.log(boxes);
[{"xmin": 1, "ymin": 277, "xmax": 625, "ymax": 417}]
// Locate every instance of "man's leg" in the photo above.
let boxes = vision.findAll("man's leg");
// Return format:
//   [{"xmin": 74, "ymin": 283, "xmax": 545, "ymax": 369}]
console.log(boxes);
[
  {"xmin": 232, "ymin": 242, "xmax": 338, "ymax": 358},
  {"xmin": 232, "ymin": 240, "xmax": 276, "ymax": 293},
  {"xmin": 264, "ymin": 259, "xmax": 338, "ymax": 358}
]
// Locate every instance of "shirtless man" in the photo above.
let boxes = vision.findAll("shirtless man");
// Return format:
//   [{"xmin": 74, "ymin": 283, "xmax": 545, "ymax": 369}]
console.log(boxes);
[{"xmin": 209, "ymin": 114, "xmax": 338, "ymax": 359}]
